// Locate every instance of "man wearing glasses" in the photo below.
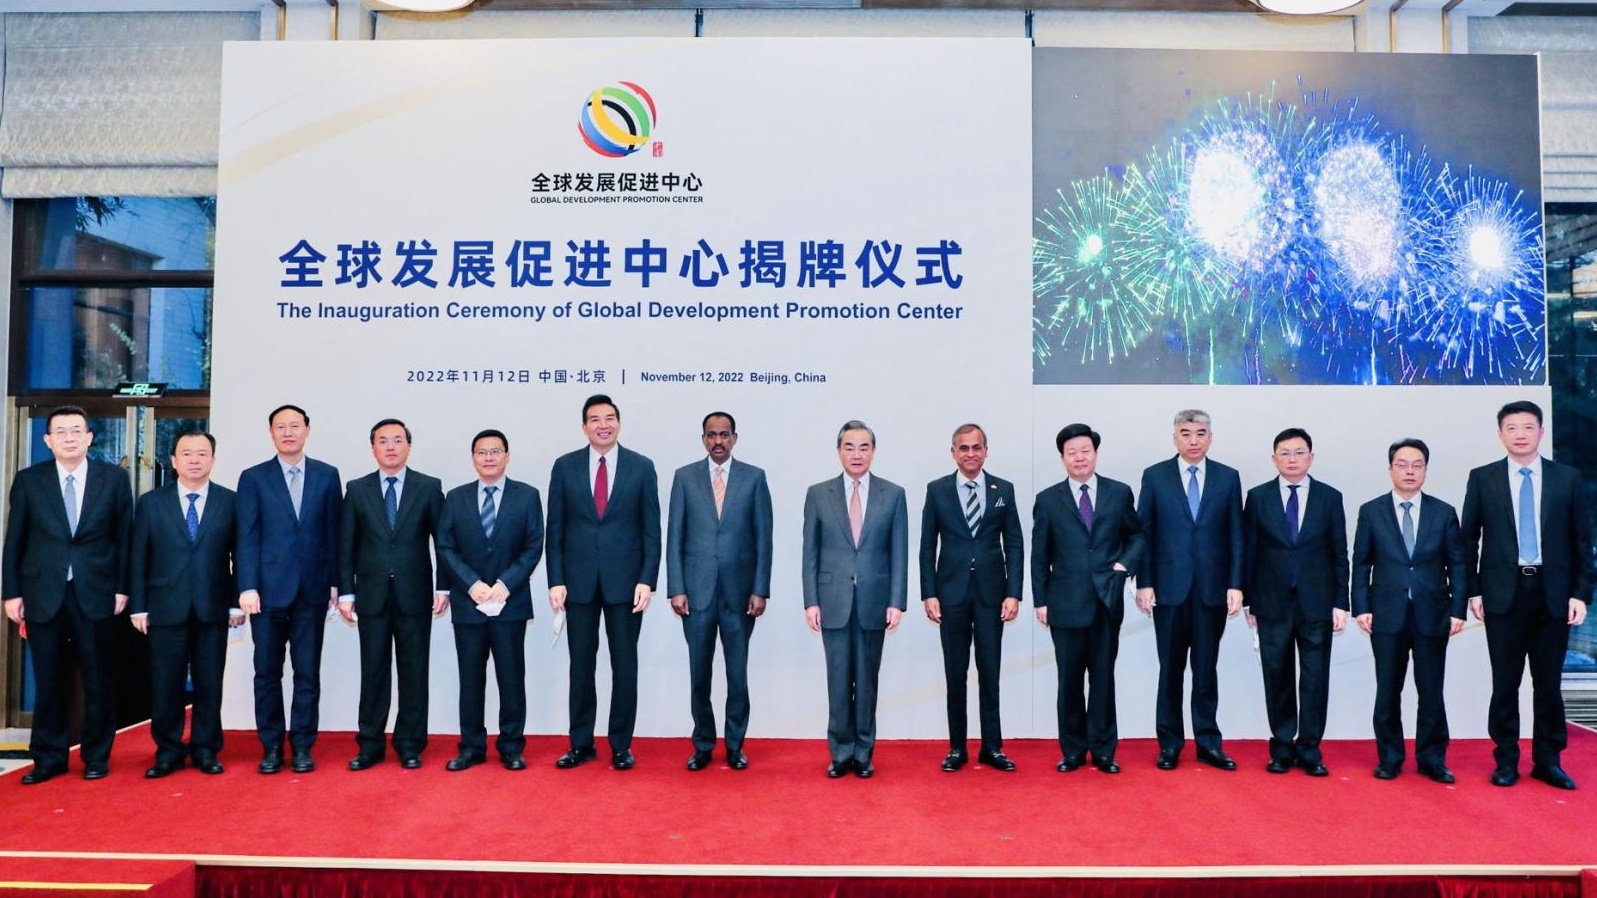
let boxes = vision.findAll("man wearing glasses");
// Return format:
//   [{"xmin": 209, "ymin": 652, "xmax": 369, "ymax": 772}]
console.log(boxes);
[
  {"xmin": 1242, "ymin": 428, "xmax": 1349, "ymax": 777},
  {"xmin": 3, "ymin": 406, "xmax": 133, "ymax": 783},
  {"xmin": 435, "ymin": 429, "xmax": 544, "ymax": 771},
  {"xmin": 1351, "ymin": 439, "xmax": 1468, "ymax": 783}
]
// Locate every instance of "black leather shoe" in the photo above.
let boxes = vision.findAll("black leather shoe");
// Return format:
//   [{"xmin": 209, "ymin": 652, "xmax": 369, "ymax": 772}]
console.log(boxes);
[
  {"xmin": 854, "ymin": 762, "xmax": 874, "ymax": 778},
  {"xmin": 145, "ymin": 758, "xmax": 183, "ymax": 779},
  {"xmin": 611, "ymin": 750, "xmax": 635, "ymax": 770},
  {"xmin": 1057, "ymin": 755, "xmax": 1084, "ymax": 773},
  {"xmin": 1490, "ymin": 766, "xmax": 1519, "ymax": 787},
  {"xmin": 1300, "ymin": 761, "xmax": 1329, "ymax": 777},
  {"xmin": 687, "ymin": 750, "xmax": 713, "ymax": 771},
  {"xmin": 1531, "ymin": 764, "xmax": 1577, "ymax": 790},
  {"xmin": 941, "ymin": 750, "xmax": 967, "ymax": 772},
  {"xmin": 258, "ymin": 750, "xmax": 283, "ymax": 775},
  {"xmin": 1266, "ymin": 759, "xmax": 1292, "ymax": 774},
  {"xmin": 290, "ymin": 751, "xmax": 315, "ymax": 774},
  {"xmin": 501, "ymin": 754, "xmax": 527, "ymax": 771},
  {"xmin": 1374, "ymin": 764, "xmax": 1399, "ymax": 780},
  {"xmin": 348, "ymin": 753, "xmax": 382, "ymax": 771},
  {"xmin": 20, "ymin": 765, "xmax": 65, "ymax": 785},
  {"xmin": 82, "ymin": 764, "xmax": 109, "ymax": 780},
  {"xmin": 1156, "ymin": 750, "xmax": 1178, "ymax": 770},
  {"xmin": 193, "ymin": 755, "xmax": 224, "ymax": 775},
  {"xmin": 827, "ymin": 760, "xmax": 852, "ymax": 778},
  {"xmin": 1094, "ymin": 757, "xmax": 1121, "ymax": 774},
  {"xmin": 400, "ymin": 755, "xmax": 422, "ymax": 770},
  {"xmin": 1418, "ymin": 764, "xmax": 1455, "ymax": 784},
  {"xmin": 555, "ymin": 747, "xmax": 596, "ymax": 769},
  {"xmin": 979, "ymin": 750, "xmax": 1016, "ymax": 772},
  {"xmin": 1196, "ymin": 749, "xmax": 1238, "ymax": 771},
  {"xmin": 446, "ymin": 753, "xmax": 485, "ymax": 772},
  {"xmin": 727, "ymin": 749, "xmax": 748, "ymax": 770}
]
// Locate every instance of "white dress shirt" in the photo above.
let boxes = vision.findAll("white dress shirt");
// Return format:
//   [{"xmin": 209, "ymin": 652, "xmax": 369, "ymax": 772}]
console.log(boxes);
[
  {"xmin": 957, "ymin": 470, "xmax": 986, "ymax": 521},
  {"xmin": 1181, "ymin": 457, "xmax": 1208, "ymax": 499},
  {"xmin": 589, "ymin": 446, "xmax": 617, "ymax": 495},
  {"xmin": 842, "ymin": 471, "xmax": 871, "ymax": 520},
  {"xmin": 1278, "ymin": 475, "xmax": 1311, "ymax": 512},
  {"xmin": 707, "ymin": 456, "xmax": 731, "ymax": 489},
  {"xmin": 1391, "ymin": 490, "xmax": 1422, "ymax": 537},
  {"xmin": 56, "ymin": 460, "xmax": 87, "ymax": 581},
  {"xmin": 1066, "ymin": 473, "xmax": 1100, "ymax": 512},
  {"xmin": 1507, "ymin": 453, "xmax": 1545, "ymax": 559}
]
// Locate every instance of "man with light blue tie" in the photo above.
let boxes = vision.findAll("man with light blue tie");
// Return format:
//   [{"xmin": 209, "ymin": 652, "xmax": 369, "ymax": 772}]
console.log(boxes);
[
  {"xmin": 1135, "ymin": 410, "xmax": 1244, "ymax": 772},
  {"xmin": 1461, "ymin": 401, "xmax": 1593, "ymax": 790},
  {"xmin": 236, "ymin": 404, "xmax": 343, "ymax": 775}
]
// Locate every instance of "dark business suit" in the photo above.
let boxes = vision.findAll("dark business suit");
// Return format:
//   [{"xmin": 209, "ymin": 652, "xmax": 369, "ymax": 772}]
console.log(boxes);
[
  {"xmin": 338, "ymin": 468, "xmax": 444, "ymax": 760},
  {"xmin": 1352, "ymin": 492, "xmax": 1467, "ymax": 771},
  {"xmin": 1243, "ymin": 477, "xmax": 1349, "ymax": 767},
  {"xmin": 1136, "ymin": 457, "xmax": 1244, "ymax": 758},
  {"xmin": 437, "ymin": 478, "xmax": 543, "ymax": 759},
  {"xmin": 1461, "ymin": 458, "xmax": 1594, "ymax": 769},
  {"xmin": 1032, "ymin": 476, "xmax": 1144, "ymax": 762},
  {"xmin": 802, "ymin": 474, "xmax": 908, "ymax": 767},
  {"xmin": 666, "ymin": 458, "xmax": 773, "ymax": 754},
  {"xmin": 546, "ymin": 445, "xmax": 661, "ymax": 754},
  {"xmin": 236, "ymin": 456, "xmax": 342, "ymax": 754},
  {"xmin": 918, "ymin": 472, "xmax": 1023, "ymax": 754},
  {"xmin": 130, "ymin": 483, "xmax": 237, "ymax": 765},
  {"xmin": 2, "ymin": 459, "xmax": 132, "ymax": 773}
]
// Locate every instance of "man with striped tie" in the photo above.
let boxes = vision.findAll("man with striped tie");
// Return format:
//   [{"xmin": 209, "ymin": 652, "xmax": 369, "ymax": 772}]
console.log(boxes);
[
  {"xmin": 436, "ymin": 429, "xmax": 544, "ymax": 771},
  {"xmin": 1461, "ymin": 401, "xmax": 1592, "ymax": 790},
  {"xmin": 666, "ymin": 412, "xmax": 774, "ymax": 771},
  {"xmin": 919, "ymin": 423, "xmax": 1023, "ymax": 772}
]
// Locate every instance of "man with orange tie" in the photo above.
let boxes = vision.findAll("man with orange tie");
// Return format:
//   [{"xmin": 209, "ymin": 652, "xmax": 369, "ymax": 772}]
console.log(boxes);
[{"xmin": 546, "ymin": 394, "xmax": 661, "ymax": 771}]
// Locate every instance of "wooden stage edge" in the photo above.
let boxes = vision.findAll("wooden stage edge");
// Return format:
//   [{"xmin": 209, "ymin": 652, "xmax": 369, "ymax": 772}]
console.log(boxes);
[{"xmin": 0, "ymin": 851, "xmax": 1592, "ymax": 880}]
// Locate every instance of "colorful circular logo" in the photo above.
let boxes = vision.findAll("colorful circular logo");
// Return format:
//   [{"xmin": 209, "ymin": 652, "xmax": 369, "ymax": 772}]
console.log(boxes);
[{"xmin": 578, "ymin": 82, "xmax": 657, "ymax": 158}]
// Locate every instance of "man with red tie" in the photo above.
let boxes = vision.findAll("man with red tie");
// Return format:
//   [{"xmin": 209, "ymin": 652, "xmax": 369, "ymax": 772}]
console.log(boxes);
[{"xmin": 546, "ymin": 394, "xmax": 661, "ymax": 771}]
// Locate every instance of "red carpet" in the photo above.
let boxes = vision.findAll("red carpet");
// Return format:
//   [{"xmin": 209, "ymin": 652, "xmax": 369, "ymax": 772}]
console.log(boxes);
[
  {"xmin": 0, "ymin": 858, "xmax": 193, "ymax": 897},
  {"xmin": 1, "ymin": 725, "xmax": 1595, "ymax": 873}
]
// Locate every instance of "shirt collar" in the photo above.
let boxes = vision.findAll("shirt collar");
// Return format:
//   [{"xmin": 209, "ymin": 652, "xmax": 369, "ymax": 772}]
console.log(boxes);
[
  {"xmin": 178, "ymin": 480, "xmax": 211, "ymax": 501},
  {"xmin": 1066, "ymin": 473, "xmax": 1098, "ymax": 492},
  {"xmin": 278, "ymin": 456, "xmax": 306, "ymax": 477},
  {"xmin": 1279, "ymin": 474, "xmax": 1311, "ymax": 489},
  {"xmin": 1392, "ymin": 489, "xmax": 1422, "ymax": 510},
  {"xmin": 55, "ymin": 460, "xmax": 86, "ymax": 482},
  {"xmin": 478, "ymin": 476, "xmax": 505, "ymax": 492},
  {"xmin": 708, "ymin": 456, "xmax": 732, "ymax": 476},
  {"xmin": 378, "ymin": 467, "xmax": 407, "ymax": 487},
  {"xmin": 1178, "ymin": 456, "xmax": 1207, "ymax": 476},
  {"xmin": 957, "ymin": 469, "xmax": 985, "ymax": 491},
  {"xmin": 843, "ymin": 471, "xmax": 871, "ymax": 492},
  {"xmin": 1508, "ymin": 456, "xmax": 1542, "ymax": 477}
]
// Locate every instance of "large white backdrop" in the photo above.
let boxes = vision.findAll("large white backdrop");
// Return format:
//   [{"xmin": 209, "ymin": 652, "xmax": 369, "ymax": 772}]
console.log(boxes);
[
  {"xmin": 214, "ymin": 38, "xmax": 1541, "ymax": 743},
  {"xmin": 213, "ymin": 38, "xmax": 1037, "ymax": 739}
]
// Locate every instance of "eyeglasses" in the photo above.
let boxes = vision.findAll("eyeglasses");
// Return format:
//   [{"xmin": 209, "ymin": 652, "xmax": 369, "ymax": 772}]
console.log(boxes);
[
  {"xmin": 1392, "ymin": 461, "xmax": 1426, "ymax": 472},
  {"xmin": 49, "ymin": 427, "xmax": 87, "ymax": 438},
  {"xmin": 473, "ymin": 449, "xmax": 506, "ymax": 459},
  {"xmin": 1275, "ymin": 449, "xmax": 1310, "ymax": 459}
]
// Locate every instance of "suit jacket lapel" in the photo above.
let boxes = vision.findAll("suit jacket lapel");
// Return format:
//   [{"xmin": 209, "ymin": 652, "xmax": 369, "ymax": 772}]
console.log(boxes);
[
  {"xmin": 831, "ymin": 478, "xmax": 855, "ymax": 547},
  {"xmin": 392, "ymin": 471, "xmax": 421, "ymax": 532},
  {"xmin": 1492, "ymin": 459, "xmax": 1516, "ymax": 535},
  {"xmin": 266, "ymin": 460, "xmax": 299, "ymax": 526},
  {"xmin": 1262, "ymin": 483, "xmax": 1292, "ymax": 543},
  {"xmin": 978, "ymin": 479, "xmax": 1003, "ymax": 535},
  {"xmin": 861, "ymin": 478, "xmax": 889, "ymax": 543},
  {"xmin": 1297, "ymin": 484, "xmax": 1323, "ymax": 543},
  {"xmin": 166, "ymin": 486, "xmax": 198, "ymax": 550},
  {"xmin": 78, "ymin": 463, "xmax": 109, "ymax": 536},
  {"xmin": 1379, "ymin": 493, "xmax": 1408, "ymax": 559},
  {"xmin": 1059, "ymin": 483, "xmax": 1089, "ymax": 533}
]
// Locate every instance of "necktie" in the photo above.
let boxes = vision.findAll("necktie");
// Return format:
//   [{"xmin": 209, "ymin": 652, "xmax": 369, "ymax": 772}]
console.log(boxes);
[
  {"xmin": 1186, "ymin": 466, "xmax": 1201, "ymax": 519},
  {"xmin": 384, "ymin": 476, "xmax": 398, "ymax": 529},
  {"xmin": 594, "ymin": 455, "xmax": 609, "ymax": 519},
  {"xmin": 1078, "ymin": 483, "xmax": 1094, "ymax": 531},
  {"xmin": 1400, "ymin": 500, "xmax": 1416, "ymax": 557},
  {"xmin": 481, "ymin": 485, "xmax": 498, "ymax": 540},
  {"xmin": 1518, "ymin": 467, "xmax": 1538, "ymax": 563},
  {"xmin": 1286, "ymin": 484, "xmax": 1301, "ymax": 542},
  {"xmin": 849, "ymin": 478, "xmax": 864, "ymax": 546},
  {"xmin": 63, "ymin": 473, "xmax": 78, "ymax": 535},
  {"xmin": 713, "ymin": 466, "xmax": 726, "ymax": 520},
  {"xmin": 287, "ymin": 466, "xmax": 303, "ymax": 520},
  {"xmin": 186, "ymin": 492, "xmax": 201, "ymax": 542},
  {"xmin": 964, "ymin": 481, "xmax": 981, "ymax": 536}
]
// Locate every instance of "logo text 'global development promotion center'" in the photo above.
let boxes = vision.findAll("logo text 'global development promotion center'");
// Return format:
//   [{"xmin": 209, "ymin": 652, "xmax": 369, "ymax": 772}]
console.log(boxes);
[{"xmin": 578, "ymin": 82, "xmax": 657, "ymax": 158}]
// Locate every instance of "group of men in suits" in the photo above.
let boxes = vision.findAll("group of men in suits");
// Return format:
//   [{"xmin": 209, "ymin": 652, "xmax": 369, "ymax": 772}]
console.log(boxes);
[{"xmin": 1, "ymin": 399, "xmax": 1590, "ymax": 790}]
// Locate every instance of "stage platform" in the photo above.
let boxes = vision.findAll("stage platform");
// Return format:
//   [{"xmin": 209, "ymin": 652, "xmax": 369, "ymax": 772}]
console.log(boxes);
[{"xmin": 2, "ymin": 724, "xmax": 1595, "ymax": 897}]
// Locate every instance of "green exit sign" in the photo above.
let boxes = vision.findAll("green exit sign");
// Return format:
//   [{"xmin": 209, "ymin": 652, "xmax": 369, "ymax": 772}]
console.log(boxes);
[{"xmin": 112, "ymin": 382, "xmax": 168, "ymax": 399}]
